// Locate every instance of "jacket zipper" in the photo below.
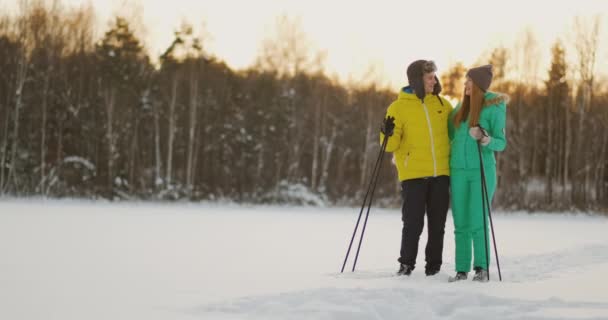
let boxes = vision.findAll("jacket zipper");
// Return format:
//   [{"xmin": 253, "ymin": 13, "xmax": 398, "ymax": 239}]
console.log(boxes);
[
  {"xmin": 464, "ymin": 124, "xmax": 467, "ymax": 168},
  {"xmin": 422, "ymin": 103, "xmax": 437, "ymax": 176}
]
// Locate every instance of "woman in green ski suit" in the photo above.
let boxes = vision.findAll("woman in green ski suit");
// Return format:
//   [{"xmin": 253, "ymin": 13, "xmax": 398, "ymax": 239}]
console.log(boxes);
[{"xmin": 447, "ymin": 65, "xmax": 508, "ymax": 282}]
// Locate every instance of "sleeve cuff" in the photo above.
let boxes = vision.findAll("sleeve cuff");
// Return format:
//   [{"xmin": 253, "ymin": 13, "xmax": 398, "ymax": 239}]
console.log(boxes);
[{"xmin": 481, "ymin": 137, "xmax": 491, "ymax": 146}]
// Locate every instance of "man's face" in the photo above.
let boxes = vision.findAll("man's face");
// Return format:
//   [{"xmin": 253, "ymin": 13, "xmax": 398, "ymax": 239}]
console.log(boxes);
[{"xmin": 423, "ymin": 72, "xmax": 437, "ymax": 94}]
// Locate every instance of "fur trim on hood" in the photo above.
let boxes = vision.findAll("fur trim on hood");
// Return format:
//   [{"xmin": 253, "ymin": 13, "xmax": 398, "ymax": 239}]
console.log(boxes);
[{"xmin": 483, "ymin": 92, "xmax": 510, "ymax": 107}]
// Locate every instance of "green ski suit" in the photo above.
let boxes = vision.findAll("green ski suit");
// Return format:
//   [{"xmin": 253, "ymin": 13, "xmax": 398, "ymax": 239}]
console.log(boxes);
[{"xmin": 448, "ymin": 92, "xmax": 508, "ymax": 272}]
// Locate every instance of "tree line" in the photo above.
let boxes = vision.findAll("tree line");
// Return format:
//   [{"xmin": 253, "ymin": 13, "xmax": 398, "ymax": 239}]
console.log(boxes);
[{"xmin": 0, "ymin": 2, "xmax": 606, "ymax": 212}]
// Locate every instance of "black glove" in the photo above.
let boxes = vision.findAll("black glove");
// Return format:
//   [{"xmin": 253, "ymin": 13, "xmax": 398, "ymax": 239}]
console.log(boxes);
[{"xmin": 381, "ymin": 116, "xmax": 395, "ymax": 136}]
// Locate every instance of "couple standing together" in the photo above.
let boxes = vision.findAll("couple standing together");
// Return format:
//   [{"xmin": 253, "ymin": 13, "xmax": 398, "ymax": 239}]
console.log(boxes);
[{"xmin": 379, "ymin": 60, "xmax": 508, "ymax": 282}]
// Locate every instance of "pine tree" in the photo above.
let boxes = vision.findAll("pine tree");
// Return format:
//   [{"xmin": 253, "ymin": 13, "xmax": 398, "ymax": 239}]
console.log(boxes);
[{"xmin": 95, "ymin": 17, "xmax": 151, "ymax": 199}]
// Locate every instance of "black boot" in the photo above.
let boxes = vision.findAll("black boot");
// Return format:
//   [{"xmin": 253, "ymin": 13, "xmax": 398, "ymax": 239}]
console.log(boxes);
[
  {"xmin": 425, "ymin": 268, "xmax": 440, "ymax": 276},
  {"xmin": 397, "ymin": 263, "xmax": 414, "ymax": 276}
]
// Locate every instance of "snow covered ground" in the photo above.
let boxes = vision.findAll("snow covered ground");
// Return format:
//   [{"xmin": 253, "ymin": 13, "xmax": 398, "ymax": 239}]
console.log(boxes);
[{"xmin": 1, "ymin": 199, "xmax": 607, "ymax": 320}]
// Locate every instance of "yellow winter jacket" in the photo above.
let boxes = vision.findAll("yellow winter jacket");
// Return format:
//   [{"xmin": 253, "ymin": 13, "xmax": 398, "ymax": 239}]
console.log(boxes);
[{"xmin": 380, "ymin": 88, "xmax": 453, "ymax": 181}]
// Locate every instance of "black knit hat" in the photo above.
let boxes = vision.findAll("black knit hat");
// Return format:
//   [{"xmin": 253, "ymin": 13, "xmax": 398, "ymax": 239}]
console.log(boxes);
[
  {"xmin": 406, "ymin": 60, "xmax": 442, "ymax": 101},
  {"xmin": 466, "ymin": 64, "xmax": 493, "ymax": 92}
]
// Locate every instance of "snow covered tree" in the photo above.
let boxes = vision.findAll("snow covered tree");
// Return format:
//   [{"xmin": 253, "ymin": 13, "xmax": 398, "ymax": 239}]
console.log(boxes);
[{"xmin": 95, "ymin": 16, "xmax": 151, "ymax": 199}]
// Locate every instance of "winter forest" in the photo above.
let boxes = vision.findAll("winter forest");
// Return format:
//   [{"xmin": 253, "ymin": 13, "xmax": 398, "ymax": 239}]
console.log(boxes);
[{"xmin": 0, "ymin": 1, "xmax": 607, "ymax": 213}]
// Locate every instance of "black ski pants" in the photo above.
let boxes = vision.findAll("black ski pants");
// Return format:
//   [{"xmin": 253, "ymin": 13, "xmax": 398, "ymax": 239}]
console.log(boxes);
[{"xmin": 398, "ymin": 176, "xmax": 450, "ymax": 273}]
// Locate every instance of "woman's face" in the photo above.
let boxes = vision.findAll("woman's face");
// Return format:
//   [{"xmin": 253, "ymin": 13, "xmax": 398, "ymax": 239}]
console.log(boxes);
[
  {"xmin": 423, "ymin": 72, "xmax": 437, "ymax": 94},
  {"xmin": 464, "ymin": 77, "xmax": 473, "ymax": 96}
]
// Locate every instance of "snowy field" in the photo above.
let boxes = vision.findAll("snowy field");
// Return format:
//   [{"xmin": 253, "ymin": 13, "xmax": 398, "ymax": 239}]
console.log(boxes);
[{"xmin": 1, "ymin": 200, "xmax": 608, "ymax": 320}]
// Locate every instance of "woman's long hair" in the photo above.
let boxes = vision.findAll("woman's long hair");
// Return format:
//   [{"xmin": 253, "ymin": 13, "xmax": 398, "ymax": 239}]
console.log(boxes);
[{"xmin": 453, "ymin": 82, "xmax": 485, "ymax": 128}]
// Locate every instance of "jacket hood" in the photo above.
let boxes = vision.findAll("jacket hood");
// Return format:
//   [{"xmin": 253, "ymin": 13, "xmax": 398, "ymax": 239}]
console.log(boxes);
[{"xmin": 483, "ymin": 92, "xmax": 510, "ymax": 107}]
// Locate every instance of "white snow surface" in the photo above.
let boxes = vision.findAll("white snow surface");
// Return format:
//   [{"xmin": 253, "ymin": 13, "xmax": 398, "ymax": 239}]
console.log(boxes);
[{"xmin": 1, "ymin": 199, "xmax": 608, "ymax": 320}]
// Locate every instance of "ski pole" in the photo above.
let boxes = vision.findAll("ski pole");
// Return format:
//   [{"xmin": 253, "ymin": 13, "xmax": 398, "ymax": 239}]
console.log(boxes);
[
  {"xmin": 481, "ymin": 156, "xmax": 502, "ymax": 281},
  {"xmin": 340, "ymin": 132, "xmax": 389, "ymax": 273},
  {"xmin": 352, "ymin": 135, "xmax": 389, "ymax": 272},
  {"xmin": 477, "ymin": 125, "xmax": 503, "ymax": 281}
]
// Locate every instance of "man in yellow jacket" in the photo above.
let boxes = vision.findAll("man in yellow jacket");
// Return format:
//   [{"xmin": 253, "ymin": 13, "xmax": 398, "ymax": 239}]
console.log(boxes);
[{"xmin": 380, "ymin": 60, "xmax": 453, "ymax": 276}]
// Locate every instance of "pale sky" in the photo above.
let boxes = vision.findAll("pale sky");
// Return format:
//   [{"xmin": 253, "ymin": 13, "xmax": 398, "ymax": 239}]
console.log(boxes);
[{"xmin": 4, "ymin": 0, "xmax": 608, "ymax": 88}]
